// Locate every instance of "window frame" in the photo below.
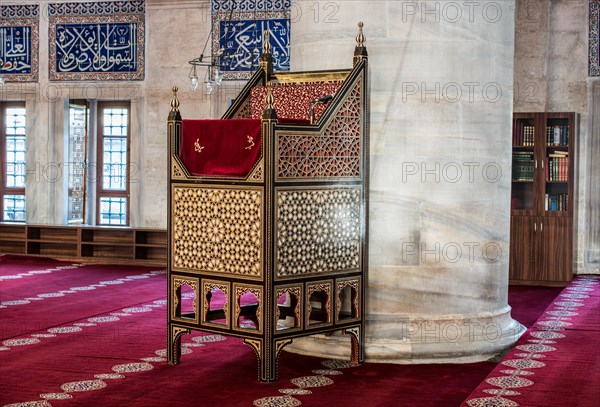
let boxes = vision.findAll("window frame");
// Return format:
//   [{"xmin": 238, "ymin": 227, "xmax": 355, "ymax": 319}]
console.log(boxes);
[
  {"xmin": 0, "ymin": 101, "xmax": 27, "ymax": 222},
  {"xmin": 95, "ymin": 101, "xmax": 131, "ymax": 226},
  {"xmin": 67, "ymin": 99, "xmax": 90, "ymax": 225}
]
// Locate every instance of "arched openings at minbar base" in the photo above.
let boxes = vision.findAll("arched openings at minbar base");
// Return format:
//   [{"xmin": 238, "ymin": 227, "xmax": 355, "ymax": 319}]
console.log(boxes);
[
  {"xmin": 234, "ymin": 284, "xmax": 263, "ymax": 332},
  {"xmin": 202, "ymin": 281, "xmax": 229, "ymax": 328},
  {"xmin": 275, "ymin": 285, "xmax": 303, "ymax": 331},
  {"xmin": 306, "ymin": 281, "xmax": 333, "ymax": 327},
  {"xmin": 337, "ymin": 278, "xmax": 360, "ymax": 322},
  {"xmin": 171, "ymin": 277, "xmax": 199, "ymax": 324}
]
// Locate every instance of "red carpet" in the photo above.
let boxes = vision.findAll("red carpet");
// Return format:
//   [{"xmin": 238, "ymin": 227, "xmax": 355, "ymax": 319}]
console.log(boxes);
[
  {"xmin": 0, "ymin": 255, "xmax": 165, "ymax": 340},
  {"xmin": 506, "ymin": 285, "xmax": 562, "ymax": 328},
  {"xmin": 463, "ymin": 275, "xmax": 600, "ymax": 407},
  {"xmin": 0, "ymin": 255, "xmax": 581, "ymax": 406}
]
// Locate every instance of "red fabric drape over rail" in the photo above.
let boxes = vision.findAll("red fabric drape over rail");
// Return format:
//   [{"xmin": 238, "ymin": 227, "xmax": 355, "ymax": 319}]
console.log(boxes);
[{"xmin": 180, "ymin": 118, "xmax": 262, "ymax": 177}]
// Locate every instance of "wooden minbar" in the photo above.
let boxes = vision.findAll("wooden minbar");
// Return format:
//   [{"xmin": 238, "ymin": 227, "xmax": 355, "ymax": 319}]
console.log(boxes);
[{"xmin": 167, "ymin": 23, "xmax": 369, "ymax": 381}]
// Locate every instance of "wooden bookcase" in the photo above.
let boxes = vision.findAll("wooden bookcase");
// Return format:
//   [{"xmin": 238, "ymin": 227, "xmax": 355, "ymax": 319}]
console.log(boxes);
[
  {"xmin": 509, "ymin": 112, "xmax": 578, "ymax": 285},
  {"xmin": 0, "ymin": 223, "xmax": 166, "ymax": 267}
]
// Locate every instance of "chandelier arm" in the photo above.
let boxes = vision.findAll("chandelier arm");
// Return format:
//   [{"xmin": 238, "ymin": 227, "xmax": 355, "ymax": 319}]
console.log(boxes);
[
  {"xmin": 188, "ymin": 0, "xmax": 240, "ymax": 93},
  {"xmin": 198, "ymin": 26, "xmax": 212, "ymax": 61}
]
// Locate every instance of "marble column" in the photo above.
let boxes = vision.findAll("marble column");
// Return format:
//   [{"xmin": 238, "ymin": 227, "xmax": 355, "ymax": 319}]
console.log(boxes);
[
  {"xmin": 286, "ymin": 0, "xmax": 523, "ymax": 363},
  {"xmin": 586, "ymin": 82, "xmax": 600, "ymax": 272}
]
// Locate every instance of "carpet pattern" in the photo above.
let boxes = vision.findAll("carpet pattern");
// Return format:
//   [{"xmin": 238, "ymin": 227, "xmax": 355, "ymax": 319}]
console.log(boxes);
[
  {"xmin": 0, "ymin": 254, "xmax": 586, "ymax": 406},
  {"xmin": 463, "ymin": 275, "xmax": 600, "ymax": 407}
]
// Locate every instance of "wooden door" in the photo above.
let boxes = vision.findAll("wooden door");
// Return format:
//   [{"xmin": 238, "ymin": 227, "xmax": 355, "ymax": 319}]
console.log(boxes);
[
  {"xmin": 539, "ymin": 216, "xmax": 572, "ymax": 282},
  {"xmin": 509, "ymin": 215, "xmax": 536, "ymax": 281}
]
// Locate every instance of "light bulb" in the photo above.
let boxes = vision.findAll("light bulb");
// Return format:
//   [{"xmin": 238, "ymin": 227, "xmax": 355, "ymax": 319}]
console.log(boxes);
[
  {"xmin": 205, "ymin": 81, "xmax": 214, "ymax": 95},
  {"xmin": 190, "ymin": 75, "xmax": 199, "ymax": 92},
  {"xmin": 0, "ymin": 76, "xmax": 4, "ymax": 86},
  {"xmin": 214, "ymin": 68, "xmax": 222, "ymax": 85}
]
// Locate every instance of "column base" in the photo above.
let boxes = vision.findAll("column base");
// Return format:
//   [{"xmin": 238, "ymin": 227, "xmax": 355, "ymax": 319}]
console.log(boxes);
[{"xmin": 285, "ymin": 306, "xmax": 524, "ymax": 364}]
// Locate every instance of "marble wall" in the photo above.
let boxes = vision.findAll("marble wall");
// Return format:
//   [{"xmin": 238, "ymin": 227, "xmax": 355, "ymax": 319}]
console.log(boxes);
[
  {"xmin": 0, "ymin": 0, "xmax": 217, "ymax": 227},
  {"xmin": 513, "ymin": 0, "xmax": 598, "ymax": 274}
]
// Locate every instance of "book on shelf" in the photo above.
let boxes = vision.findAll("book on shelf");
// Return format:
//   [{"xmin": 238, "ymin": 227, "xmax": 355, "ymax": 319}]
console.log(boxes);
[
  {"xmin": 513, "ymin": 121, "xmax": 536, "ymax": 147},
  {"xmin": 512, "ymin": 151, "xmax": 534, "ymax": 181},
  {"xmin": 546, "ymin": 151, "xmax": 568, "ymax": 181},
  {"xmin": 545, "ymin": 193, "xmax": 568, "ymax": 211},
  {"xmin": 546, "ymin": 124, "xmax": 569, "ymax": 146}
]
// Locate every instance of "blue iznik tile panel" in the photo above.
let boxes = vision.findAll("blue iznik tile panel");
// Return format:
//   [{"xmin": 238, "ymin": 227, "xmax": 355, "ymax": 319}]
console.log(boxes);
[
  {"xmin": 590, "ymin": 1, "xmax": 600, "ymax": 76},
  {"xmin": 48, "ymin": 0, "xmax": 145, "ymax": 81},
  {"xmin": 212, "ymin": 0, "xmax": 290, "ymax": 80},
  {"xmin": 0, "ymin": 4, "xmax": 39, "ymax": 82}
]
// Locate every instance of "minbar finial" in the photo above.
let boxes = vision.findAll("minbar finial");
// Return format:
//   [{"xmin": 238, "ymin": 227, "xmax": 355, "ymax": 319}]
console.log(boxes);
[
  {"xmin": 356, "ymin": 22, "xmax": 365, "ymax": 47},
  {"xmin": 262, "ymin": 30, "xmax": 271, "ymax": 55},
  {"xmin": 260, "ymin": 30, "xmax": 273, "ymax": 80},
  {"xmin": 170, "ymin": 86, "xmax": 180, "ymax": 111},
  {"xmin": 262, "ymin": 83, "xmax": 277, "ymax": 121},
  {"xmin": 353, "ymin": 22, "xmax": 368, "ymax": 65},
  {"xmin": 265, "ymin": 85, "xmax": 274, "ymax": 108}
]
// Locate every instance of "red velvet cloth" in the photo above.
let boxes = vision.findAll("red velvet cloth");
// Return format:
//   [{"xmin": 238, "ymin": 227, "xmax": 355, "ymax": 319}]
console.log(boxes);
[{"xmin": 180, "ymin": 119, "xmax": 262, "ymax": 177}]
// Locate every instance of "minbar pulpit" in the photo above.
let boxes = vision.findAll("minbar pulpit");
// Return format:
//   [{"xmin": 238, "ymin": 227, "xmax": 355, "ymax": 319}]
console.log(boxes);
[{"xmin": 167, "ymin": 23, "xmax": 369, "ymax": 382}]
